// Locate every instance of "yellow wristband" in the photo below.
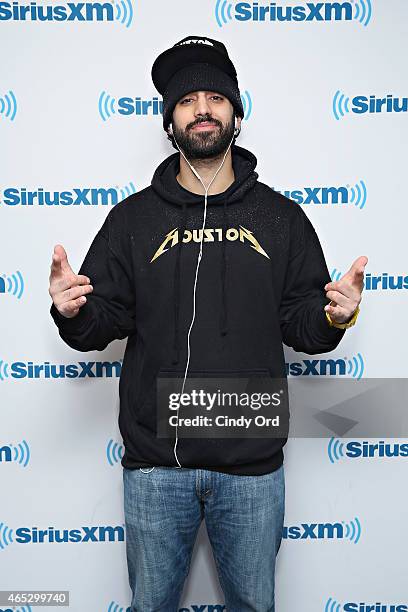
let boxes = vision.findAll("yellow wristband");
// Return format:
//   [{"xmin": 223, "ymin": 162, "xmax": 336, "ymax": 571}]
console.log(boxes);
[{"xmin": 325, "ymin": 305, "xmax": 360, "ymax": 329}]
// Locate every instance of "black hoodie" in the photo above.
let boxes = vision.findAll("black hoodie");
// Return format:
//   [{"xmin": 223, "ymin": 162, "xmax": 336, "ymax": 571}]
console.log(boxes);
[{"xmin": 50, "ymin": 144, "xmax": 345, "ymax": 475}]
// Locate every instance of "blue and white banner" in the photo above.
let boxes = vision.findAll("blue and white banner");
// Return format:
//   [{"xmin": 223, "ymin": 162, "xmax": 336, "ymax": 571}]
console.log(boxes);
[{"xmin": 1, "ymin": 1, "xmax": 407, "ymax": 609}]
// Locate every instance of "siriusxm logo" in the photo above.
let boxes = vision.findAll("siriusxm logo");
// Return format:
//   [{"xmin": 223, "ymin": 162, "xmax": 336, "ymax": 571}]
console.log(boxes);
[
  {"xmin": 99, "ymin": 92, "xmax": 163, "ymax": 121},
  {"xmin": 0, "ymin": 89, "xmax": 17, "ymax": 121},
  {"xmin": 0, "ymin": 182, "xmax": 136, "ymax": 206},
  {"xmin": 0, "ymin": 440, "xmax": 30, "ymax": 467},
  {"xmin": 333, "ymin": 91, "xmax": 408, "ymax": 119},
  {"xmin": 284, "ymin": 517, "xmax": 361, "ymax": 543},
  {"xmin": 325, "ymin": 599, "xmax": 408, "ymax": 612},
  {"xmin": 0, "ymin": 0, "xmax": 134, "ymax": 27},
  {"xmin": 274, "ymin": 180, "xmax": 367, "ymax": 209},
  {"xmin": 0, "ymin": 523, "xmax": 124, "ymax": 549},
  {"xmin": 106, "ymin": 439, "xmax": 124, "ymax": 466},
  {"xmin": 215, "ymin": 0, "xmax": 372, "ymax": 28},
  {"xmin": 0, "ymin": 270, "xmax": 24, "ymax": 299},
  {"xmin": 331, "ymin": 269, "xmax": 408, "ymax": 291},
  {"xmin": 0, "ymin": 359, "xmax": 123, "ymax": 381},
  {"xmin": 286, "ymin": 353, "xmax": 364, "ymax": 380},
  {"xmin": 239, "ymin": 90, "xmax": 252, "ymax": 119},
  {"xmin": 108, "ymin": 605, "xmax": 131, "ymax": 612},
  {"xmin": 328, "ymin": 438, "xmax": 408, "ymax": 463},
  {"xmin": 99, "ymin": 90, "xmax": 253, "ymax": 121}
]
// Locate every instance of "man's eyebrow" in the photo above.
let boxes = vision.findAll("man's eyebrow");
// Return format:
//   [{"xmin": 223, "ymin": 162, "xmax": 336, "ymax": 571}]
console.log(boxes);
[{"xmin": 180, "ymin": 91, "xmax": 224, "ymax": 97}]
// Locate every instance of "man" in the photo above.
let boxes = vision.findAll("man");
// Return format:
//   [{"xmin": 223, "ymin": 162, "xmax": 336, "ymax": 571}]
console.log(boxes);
[{"xmin": 49, "ymin": 36, "xmax": 366, "ymax": 612}]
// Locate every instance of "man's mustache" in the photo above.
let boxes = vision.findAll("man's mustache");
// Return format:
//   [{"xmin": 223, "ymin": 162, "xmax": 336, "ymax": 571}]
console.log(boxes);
[{"xmin": 188, "ymin": 119, "xmax": 221, "ymax": 130}]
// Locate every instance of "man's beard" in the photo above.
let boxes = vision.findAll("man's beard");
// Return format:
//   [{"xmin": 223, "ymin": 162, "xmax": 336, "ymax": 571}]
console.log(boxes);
[{"xmin": 172, "ymin": 113, "xmax": 235, "ymax": 160}]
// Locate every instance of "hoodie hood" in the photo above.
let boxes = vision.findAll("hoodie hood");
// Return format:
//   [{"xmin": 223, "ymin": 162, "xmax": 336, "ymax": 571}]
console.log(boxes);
[
  {"xmin": 151, "ymin": 144, "xmax": 259, "ymax": 206},
  {"xmin": 151, "ymin": 144, "xmax": 259, "ymax": 365}
]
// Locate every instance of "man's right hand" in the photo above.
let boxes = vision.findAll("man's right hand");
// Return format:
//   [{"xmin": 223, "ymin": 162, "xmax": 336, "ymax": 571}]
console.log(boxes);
[{"xmin": 49, "ymin": 244, "xmax": 94, "ymax": 319}]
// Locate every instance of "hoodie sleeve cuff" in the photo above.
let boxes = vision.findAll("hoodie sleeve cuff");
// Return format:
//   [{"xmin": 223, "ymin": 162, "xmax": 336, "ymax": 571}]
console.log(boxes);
[{"xmin": 50, "ymin": 302, "xmax": 93, "ymax": 333}]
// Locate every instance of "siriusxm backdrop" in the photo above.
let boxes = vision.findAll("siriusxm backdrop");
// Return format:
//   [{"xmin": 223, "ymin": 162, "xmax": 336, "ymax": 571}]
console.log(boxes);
[{"xmin": 1, "ymin": 1, "xmax": 407, "ymax": 611}]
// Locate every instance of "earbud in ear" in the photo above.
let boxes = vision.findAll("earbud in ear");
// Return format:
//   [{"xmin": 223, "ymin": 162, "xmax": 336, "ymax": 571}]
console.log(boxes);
[
  {"xmin": 168, "ymin": 123, "xmax": 173, "ymax": 135},
  {"xmin": 234, "ymin": 117, "xmax": 240, "ymax": 137}
]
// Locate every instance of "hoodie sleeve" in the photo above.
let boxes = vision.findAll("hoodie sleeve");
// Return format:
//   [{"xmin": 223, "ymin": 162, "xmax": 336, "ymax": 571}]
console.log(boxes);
[
  {"xmin": 50, "ymin": 210, "xmax": 136, "ymax": 352},
  {"xmin": 279, "ymin": 205, "xmax": 346, "ymax": 355}
]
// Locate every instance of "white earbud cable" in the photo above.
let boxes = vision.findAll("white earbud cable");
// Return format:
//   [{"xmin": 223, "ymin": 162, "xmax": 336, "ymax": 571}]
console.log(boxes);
[
  {"xmin": 170, "ymin": 123, "xmax": 236, "ymax": 469},
  {"xmin": 140, "ymin": 120, "xmax": 237, "ymax": 474}
]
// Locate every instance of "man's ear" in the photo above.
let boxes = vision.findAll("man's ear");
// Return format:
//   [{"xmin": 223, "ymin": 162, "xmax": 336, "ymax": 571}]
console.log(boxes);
[{"xmin": 234, "ymin": 114, "xmax": 242, "ymax": 137}]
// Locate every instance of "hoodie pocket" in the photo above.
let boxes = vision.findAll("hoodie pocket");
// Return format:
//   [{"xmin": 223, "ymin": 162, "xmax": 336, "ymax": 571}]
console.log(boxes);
[
  {"xmin": 157, "ymin": 367, "xmax": 289, "ymax": 470},
  {"xmin": 136, "ymin": 366, "xmax": 287, "ymax": 436}
]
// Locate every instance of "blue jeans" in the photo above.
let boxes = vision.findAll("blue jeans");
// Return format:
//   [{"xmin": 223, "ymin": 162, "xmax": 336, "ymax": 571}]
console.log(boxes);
[{"xmin": 123, "ymin": 464, "xmax": 285, "ymax": 612}]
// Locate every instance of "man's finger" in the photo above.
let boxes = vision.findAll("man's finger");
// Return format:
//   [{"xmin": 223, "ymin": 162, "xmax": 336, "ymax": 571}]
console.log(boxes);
[
  {"xmin": 324, "ymin": 280, "xmax": 355, "ymax": 299},
  {"xmin": 59, "ymin": 282, "xmax": 93, "ymax": 305},
  {"xmin": 344, "ymin": 255, "xmax": 368, "ymax": 284},
  {"xmin": 325, "ymin": 256, "xmax": 368, "ymax": 293},
  {"xmin": 325, "ymin": 290, "xmax": 349, "ymax": 309},
  {"xmin": 56, "ymin": 296, "xmax": 87, "ymax": 319},
  {"xmin": 76, "ymin": 274, "xmax": 91, "ymax": 285},
  {"xmin": 51, "ymin": 273, "xmax": 92, "ymax": 295},
  {"xmin": 325, "ymin": 302, "xmax": 348, "ymax": 319},
  {"xmin": 50, "ymin": 252, "xmax": 63, "ymax": 277},
  {"xmin": 53, "ymin": 244, "xmax": 74, "ymax": 274}
]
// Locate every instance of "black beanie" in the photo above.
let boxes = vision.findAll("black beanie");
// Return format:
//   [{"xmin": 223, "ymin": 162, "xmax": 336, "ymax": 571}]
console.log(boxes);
[{"xmin": 151, "ymin": 36, "xmax": 244, "ymax": 131}]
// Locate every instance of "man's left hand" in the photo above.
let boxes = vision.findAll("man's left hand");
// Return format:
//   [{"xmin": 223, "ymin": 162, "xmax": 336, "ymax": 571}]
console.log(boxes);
[{"xmin": 324, "ymin": 256, "xmax": 368, "ymax": 324}]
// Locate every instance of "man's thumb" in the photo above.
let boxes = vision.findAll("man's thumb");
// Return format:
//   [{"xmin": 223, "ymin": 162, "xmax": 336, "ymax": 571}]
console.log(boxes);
[
  {"xmin": 53, "ymin": 244, "xmax": 73, "ymax": 273},
  {"xmin": 350, "ymin": 255, "xmax": 368, "ymax": 277}
]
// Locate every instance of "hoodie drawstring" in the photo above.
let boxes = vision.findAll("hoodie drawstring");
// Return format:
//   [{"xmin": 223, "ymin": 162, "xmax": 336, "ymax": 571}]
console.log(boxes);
[
  {"xmin": 172, "ymin": 197, "xmax": 230, "ymax": 365},
  {"xmin": 220, "ymin": 196, "xmax": 229, "ymax": 336},
  {"xmin": 172, "ymin": 202, "xmax": 188, "ymax": 365}
]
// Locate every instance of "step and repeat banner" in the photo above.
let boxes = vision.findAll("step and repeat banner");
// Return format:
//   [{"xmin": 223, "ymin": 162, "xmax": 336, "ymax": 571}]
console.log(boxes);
[{"xmin": 1, "ymin": 1, "xmax": 407, "ymax": 610}]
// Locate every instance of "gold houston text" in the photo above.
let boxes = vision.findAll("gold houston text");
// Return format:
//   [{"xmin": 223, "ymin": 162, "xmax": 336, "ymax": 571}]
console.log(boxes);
[{"xmin": 150, "ymin": 226, "xmax": 270, "ymax": 263}]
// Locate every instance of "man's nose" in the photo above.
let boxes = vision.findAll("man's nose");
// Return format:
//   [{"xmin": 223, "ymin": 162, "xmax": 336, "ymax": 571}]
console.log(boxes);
[{"xmin": 194, "ymin": 93, "xmax": 212, "ymax": 118}]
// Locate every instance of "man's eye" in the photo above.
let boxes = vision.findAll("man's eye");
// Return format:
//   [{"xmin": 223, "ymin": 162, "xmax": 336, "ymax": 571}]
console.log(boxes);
[{"xmin": 180, "ymin": 95, "xmax": 223, "ymax": 104}]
